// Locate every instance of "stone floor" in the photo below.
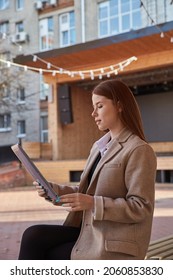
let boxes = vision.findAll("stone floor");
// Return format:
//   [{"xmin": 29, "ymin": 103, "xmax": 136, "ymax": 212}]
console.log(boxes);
[{"xmin": 0, "ymin": 184, "xmax": 173, "ymax": 260}]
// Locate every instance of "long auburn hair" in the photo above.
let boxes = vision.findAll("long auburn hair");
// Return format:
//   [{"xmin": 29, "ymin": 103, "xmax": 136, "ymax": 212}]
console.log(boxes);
[{"xmin": 92, "ymin": 79, "xmax": 146, "ymax": 141}]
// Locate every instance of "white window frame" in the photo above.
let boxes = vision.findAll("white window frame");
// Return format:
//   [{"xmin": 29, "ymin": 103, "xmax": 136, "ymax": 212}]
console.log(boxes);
[
  {"xmin": 98, "ymin": 0, "xmax": 141, "ymax": 38},
  {"xmin": 39, "ymin": 17, "xmax": 54, "ymax": 51},
  {"xmin": 17, "ymin": 87, "xmax": 25, "ymax": 104},
  {"xmin": 0, "ymin": 21, "xmax": 9, "ymax": 34},
  {"xmin": 17, "ymin": 120, "xmax": 26, "ymax": 138},
  {"xmin": 40, "ymin": 115, "xmax": 48, "ymax": 143},
  {"xmin": 40, "ymin": 76, "xmax": 50, "ymax": 100},
  {"xmin": 1, "ymin": 85, "xmax": 10, "ymax": 100},
  {"xmin": 59, "ymin": 11, "xmax": 76, "ymax": 47},
  {"xmin": 0, "ymin": 114, "xmax": 11, "ymax": 132},
  {"xmin": 16, "ymin": 21, "xmax": 24, "ymax": 33},
  {"xmin": 16, "ymin": 0, "xmax": 24, "ymax": 11},
  {"xmin": 0, "ymin": 0, "xmax": 9, "ymax": 10}
]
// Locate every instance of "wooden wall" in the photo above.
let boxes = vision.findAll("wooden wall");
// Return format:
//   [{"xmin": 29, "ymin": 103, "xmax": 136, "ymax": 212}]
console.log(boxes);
[
  {"xmin": 25, "ymin": 159, "xmax": 86, "ymax": 185},
  {"xmin": 55, "ymin": 84, "xmax": 103, "ymax": 160}
]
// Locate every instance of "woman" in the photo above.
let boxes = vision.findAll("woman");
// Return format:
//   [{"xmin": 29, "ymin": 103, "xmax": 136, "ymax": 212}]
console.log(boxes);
[{"xmin": 18, "ymin": 79, "xmax": 156, "ymax": 260}]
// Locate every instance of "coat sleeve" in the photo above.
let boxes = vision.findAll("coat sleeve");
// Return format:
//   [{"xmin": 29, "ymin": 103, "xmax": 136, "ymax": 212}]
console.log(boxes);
[
  {"xmin": 93, "ymin": 144, "xmax": 157, "ymax": 223},
  {"xmin": 49, "ymin": 182, "xmax": 79, "ymax": 196}
]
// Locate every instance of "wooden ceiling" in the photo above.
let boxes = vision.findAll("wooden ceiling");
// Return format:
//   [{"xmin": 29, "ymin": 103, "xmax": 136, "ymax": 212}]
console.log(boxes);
[{"xmin": 14, "ymin": 21, "xmax": 173, "ymax": 84}]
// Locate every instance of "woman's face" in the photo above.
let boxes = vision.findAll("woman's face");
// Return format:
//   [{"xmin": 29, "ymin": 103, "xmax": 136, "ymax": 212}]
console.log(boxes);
[{"xmin": 91, "ymin": 94, "xmax": 123, "ymax": 137}]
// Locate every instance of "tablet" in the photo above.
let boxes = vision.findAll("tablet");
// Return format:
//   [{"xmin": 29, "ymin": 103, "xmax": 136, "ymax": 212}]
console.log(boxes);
[{"xmin": 11, "ymin": 143, "xmax": 58, "ymax": 201}]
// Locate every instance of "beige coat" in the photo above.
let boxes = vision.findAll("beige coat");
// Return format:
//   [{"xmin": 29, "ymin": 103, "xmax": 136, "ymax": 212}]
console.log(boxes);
[{"xmin": 51, "ymin": 129, "xmax": 157, "ymax": 260}]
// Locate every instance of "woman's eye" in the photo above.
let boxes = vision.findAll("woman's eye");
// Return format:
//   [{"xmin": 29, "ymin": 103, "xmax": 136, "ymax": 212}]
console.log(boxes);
[{"xmin": 97, "ymin": 104, "xmax": 103, "ymax": 108}]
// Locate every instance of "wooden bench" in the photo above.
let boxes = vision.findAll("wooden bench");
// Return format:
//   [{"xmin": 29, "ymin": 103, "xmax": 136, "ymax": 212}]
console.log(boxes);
[{"xmin": 146, "ymin": 235, "xmax": 173, "ymax": 260}]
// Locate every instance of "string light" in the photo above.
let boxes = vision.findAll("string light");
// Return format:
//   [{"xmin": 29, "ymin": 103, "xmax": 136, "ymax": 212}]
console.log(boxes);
[
  {"xmin": 0, "ymin": 29, "xmax": 136, "ymax": 79},
  {"xmin": 0, "ymin": 56, "xmax": 137, "ymax": 80},
  {"xmin": 140, "ymin": 0, "xmax": 173, "ymax": 43},
  {"xmin": 33, "ymin": 55, "xmax": 37, "ymax": 62}
]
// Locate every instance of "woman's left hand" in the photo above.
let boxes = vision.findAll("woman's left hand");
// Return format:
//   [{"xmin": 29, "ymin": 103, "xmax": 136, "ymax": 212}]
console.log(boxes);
[{"xmin": 57, "ymin": 193, "xmax": 94, "ymax": 212}]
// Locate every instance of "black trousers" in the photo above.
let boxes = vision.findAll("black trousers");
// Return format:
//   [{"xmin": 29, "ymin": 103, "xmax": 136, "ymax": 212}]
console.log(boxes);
[{"xmin": 18, "ymin": 224, "xmax": 80, "ymax": 260}]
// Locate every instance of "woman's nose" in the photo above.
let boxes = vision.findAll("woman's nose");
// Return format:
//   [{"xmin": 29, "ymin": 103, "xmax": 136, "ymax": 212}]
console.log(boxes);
[{"xmin": 91, "ymin": 109, "xmax": 97, "ymax": 117}]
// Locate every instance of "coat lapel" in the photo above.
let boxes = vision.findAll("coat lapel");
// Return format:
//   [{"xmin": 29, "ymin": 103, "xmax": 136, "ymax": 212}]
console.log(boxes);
[
  {"xmin": 87, "ymin": 141, "xmax": 123, "ymax": 194},
  {"xmin": 79, "ymin": 128, "xmax": 133, "ymax": 195}
]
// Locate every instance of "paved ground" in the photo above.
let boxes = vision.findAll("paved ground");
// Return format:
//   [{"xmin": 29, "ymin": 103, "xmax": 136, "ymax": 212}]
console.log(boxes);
[{"xmin": 0, "ymin": 184, "xmax": 173, "ymax": 260}]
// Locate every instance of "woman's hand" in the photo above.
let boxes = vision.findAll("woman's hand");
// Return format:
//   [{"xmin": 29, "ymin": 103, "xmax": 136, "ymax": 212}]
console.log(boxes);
[
  {"xmin": 33, "ymin": 181, "xmax": 49, "ymax": 199},
  {"xmin": 58, "ymin": 193, "xmax": 94, "ymax": 212}
]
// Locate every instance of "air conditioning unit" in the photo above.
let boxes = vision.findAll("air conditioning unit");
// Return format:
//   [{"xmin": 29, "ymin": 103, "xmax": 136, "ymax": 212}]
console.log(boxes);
[
  {"xmin": 50, "ymin": 0, "xmax": 57, "ymax": 6},
  {"xmin": 35, "ymin": 1, "xmax": 43, "ymax": 10},
  {"xmin": 11, "ymin": 32, "xmax": 28, "ymax": 43}
]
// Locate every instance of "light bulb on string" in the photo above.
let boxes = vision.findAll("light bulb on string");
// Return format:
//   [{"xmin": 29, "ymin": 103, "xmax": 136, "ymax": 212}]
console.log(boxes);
[
  {"xmin": 114, "ymin": 69, "xmax": 118, "ymax": 75},
  {"xmin": 33, "ymin": 55, "xmax": 37, "ymax": 62},
  {"xmin": 47, "ymin": 63, "xmax": 51, "ymax": 69},
  {"xmin": 39, "ymin": 68, "xmax": 43, "ymax": 75}
]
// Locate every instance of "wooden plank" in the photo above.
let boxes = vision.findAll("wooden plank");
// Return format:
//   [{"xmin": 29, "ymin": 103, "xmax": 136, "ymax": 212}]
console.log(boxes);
[
  {"xmin": 157, "ymin": 157, "xmax": 173, "ymax": 170},
  {"xmin": 25, "ymin": 159, "xmax": 86, "ymax": 185},
  {"xmin": 146, "ymin": 235, "xmax": 173, "ymax": 260},
  {"xmin": 150, "ymin": 142, "xmax": 173, "ymax": 153},
  {"xmin": 22, "ymin": 142, "xmax": 41, "ymax": 159}
]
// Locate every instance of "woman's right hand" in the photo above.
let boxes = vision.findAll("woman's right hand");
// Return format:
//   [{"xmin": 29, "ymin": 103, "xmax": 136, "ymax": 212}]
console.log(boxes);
[{"xmin": 33, "ymin": 181, "xmax": 48, "ymax": 198}]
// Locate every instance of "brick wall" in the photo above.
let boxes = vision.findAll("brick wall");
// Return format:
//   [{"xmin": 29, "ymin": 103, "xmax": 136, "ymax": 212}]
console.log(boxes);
[{"xmin": 0, "ymin": 162, "xmax": 26, "ymax": 189}]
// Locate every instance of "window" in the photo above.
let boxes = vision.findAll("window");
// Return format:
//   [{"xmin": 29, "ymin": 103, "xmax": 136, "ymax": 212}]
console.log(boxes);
[
  {"xmin": 17, "ymin": 120, "xmax": 26, "ymax": 137},
  {"xmin": 40, "ymin": 76, "xmax": 50, "ymax": 100},
  {"xmin": 0, "ymin": 114, "xmax": 11, "ymax": 132},
  {"xmin": 39, "ymin": 17, "xmax": 54, "ymax": 51},
  {"xmin": 98, "ymin": 0, "xmax": 141, "ymax": 38},
  {"xmin": 16, "ymin": 21, "xmax": 24, "ymax": 33},
  {"xmin": 0, "ymin": 85, "xmax": 10, "ymax": 99},
  {"xmin": 40, "ymin": 115, "xmax": 48, "ymax": 142},
  {"xmin": 0, "ymin": 21, "xmax": 9, "ymax": 35},
  {"xmin": 16, "ymin": 0, "xmax": 24, "ymax": 10},
  {"xmin": 59, "ymin": 11, "xmax": 76, "ymax": 47},
  {"xmin": 17, "ymin": 87, "xmax": 25, "ymax": 104},
  {"xmin": 0, "ymin": 0, "xmax": 9, "ymax": 10}
]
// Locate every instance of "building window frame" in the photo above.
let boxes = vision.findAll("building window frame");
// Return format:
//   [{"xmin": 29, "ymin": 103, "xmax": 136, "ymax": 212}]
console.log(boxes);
[
  {"xmin": 59, "ymin": 11, "xmax": 76, "ymax": 47},
  {"xmin": 0, "ymin": 21, "xmax": 9, "ymax": 35},
  {"xmin": 40, "ymin": 115, "xmax": 48, "ymax": 143},
  {"xmin": 16, "ymin": 21, "xmax": 24, "ymax": 33},
  {"xmin": 16, "ymin": 0, "xmax": 24, "ymax": 11},
  {"xmin": 17, "ymin": 120, "xmax": 26, "ymax": 138},
  {"xmin": 0, "ymin": 0, "xmax": 9, "ymax": 10},
  {"xmin": 39, "ymin": 17, "xmax": 54, "ymax": 51},
  {"xmin": 1, "ymin": 84, "xmax": 10, "ymax": 99},
  {"xmin": 17, "ymin": 87, "xmax": 25, "ymax": 104},
  {"xmin": 98, "ymin": 0, "xmax": 142, "ymax": 38},
  {"xmin": 0, "ymin": 114, "xmax": 11, "ymax": 132}
]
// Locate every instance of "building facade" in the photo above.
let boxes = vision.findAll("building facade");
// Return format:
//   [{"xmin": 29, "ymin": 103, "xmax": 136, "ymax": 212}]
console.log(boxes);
[{"xmin": 1, "ymin": 0, "xmax": 173, "ymax": 171}]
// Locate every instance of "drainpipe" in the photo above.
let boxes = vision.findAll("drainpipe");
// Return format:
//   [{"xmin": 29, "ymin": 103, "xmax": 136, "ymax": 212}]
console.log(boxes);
[{"xmin": 81, "ymin": 0, "xmax": 85, "ymax": 43}]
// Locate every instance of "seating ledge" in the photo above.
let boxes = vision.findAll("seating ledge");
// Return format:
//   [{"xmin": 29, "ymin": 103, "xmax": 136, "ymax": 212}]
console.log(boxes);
[{"xmin": 146, "ymin": 235, "xmax": 173, "ymax": 260}]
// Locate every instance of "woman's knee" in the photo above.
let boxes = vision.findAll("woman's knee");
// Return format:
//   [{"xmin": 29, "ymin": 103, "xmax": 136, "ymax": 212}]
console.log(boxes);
[{"xmin": 21, "ymin": 224, "xmax": 45, "ymax": 243}]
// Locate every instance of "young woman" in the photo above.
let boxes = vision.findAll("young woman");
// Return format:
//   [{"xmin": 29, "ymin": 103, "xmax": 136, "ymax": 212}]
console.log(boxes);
[{"xmin": 18, "ymin": 79, "xmax": 156, "ymax": 260}]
